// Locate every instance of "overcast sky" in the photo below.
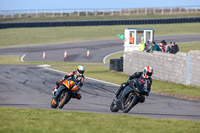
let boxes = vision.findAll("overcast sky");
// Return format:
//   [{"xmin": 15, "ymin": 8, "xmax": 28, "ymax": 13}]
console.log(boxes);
[{"xmin": 1, "ymin": 0, "xmax": 200, "ymax": 10}]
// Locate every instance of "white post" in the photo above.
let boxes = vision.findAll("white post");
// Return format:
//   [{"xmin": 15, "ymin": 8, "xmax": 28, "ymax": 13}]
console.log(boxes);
[
  {"xmin": 61, "ymin": 9, "xmax": 63, "ymax": 17},
  {"xmin": 153, "ymin": 8, "xmax": 155, "ymax": 15},
  {"xmin": 78, "ymin": 9, "xmax": 80, "ymax": 16},
  {"xmin": 86, "ymin": 9, "xmax": 88, "ymax": 16},
  {"xmin": 4, "ymin": 11, "xmax": 6, "ymax": 18},
  {"xmin": 145, "ymin": 8, "xmax": 147, "ymax": 15},
  {"xmin": 170, "ymin": 7, "xmax": 172, "ymax": 14},
  {"xmin": 36, "ymin": 10, "xmax": 38, "ymax": 17},
  {"xmin": 137, "ymin": 8, "xmax": 139, "ymax": 15},
  {"xmin": 19, "ymin": 10, "xmax": 21, "ymax": 18},
  {"xmin": 12, "ymin": 10, "xmax": 14, "ymax": 18}
]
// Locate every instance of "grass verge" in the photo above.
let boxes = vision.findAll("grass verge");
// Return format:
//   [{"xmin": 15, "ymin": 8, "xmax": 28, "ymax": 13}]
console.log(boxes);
[
  {"xmin": 0, "ymin": 23, "xmax": 200, "ymax": 47},
  {"xmin": 0, "ymin": 107, "xmax": 199, "ymax": 133}
]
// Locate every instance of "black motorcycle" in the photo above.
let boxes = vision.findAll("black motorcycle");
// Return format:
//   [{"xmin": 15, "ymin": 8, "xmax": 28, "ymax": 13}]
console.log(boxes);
[{"xmin": 110, "ymin": 78, "xmax": 148, "ymax": 113}]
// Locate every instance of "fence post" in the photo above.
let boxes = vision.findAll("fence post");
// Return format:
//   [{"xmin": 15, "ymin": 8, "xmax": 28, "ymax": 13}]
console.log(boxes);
[
  {"xmin": 153, "ymin": 8, "xmax": 155, "ymax": 15},
  {"xmin": 61, "ymin": 9, "xmax": 63, "ymax": 17},
  {"xmin": 137, "ymin": 8, "xmax": 139, "ymax": 15},
  {"xmin": 179, "ymin": 7, "xmax": 181, "ymax": 14},
  {"xmin": 78, "ymin": 9, "xmax": 80, "ymax": 16},
  {"xmin": 186, "ymin": 54, "xmax": 191, "ymax": 85},
  {"xmin": 170, "ymin": 7, "xmax": 172, "ymax": 14},
  {"xmin": 146, "ymin": 8, "xmax": 148, "ymax": 15},
  {"xmin": 161, "ymin": 8, "xmax": 163, "ymax": 15},
  {"xmin": 12, "ymin": 10, "xmax": 14, "ymax": 18},
  {"xmin": 86, "ymin": 9, "xmax": 88, "ymax": 16},
  {"xmin": 4, "ymin": 11, "xmax": 6, "ymax": 18},
  {"xmin": 36, "ymin": 10, "xmax": 38, "ymax": 17}
]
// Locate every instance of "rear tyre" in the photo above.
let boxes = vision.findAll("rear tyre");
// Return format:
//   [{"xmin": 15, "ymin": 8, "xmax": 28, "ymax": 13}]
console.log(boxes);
[
  {"xmin": 123, "ymin": 92, "xmax": 138, "ymax": 113},
  {"xmin": 58, "ymin": 90, "xmax": 71, "ymax": 109},
  {"xmin": 110, "ymin": 99, "xmax": 119, "ymax": 112},
  {"xmin": 51, "ymin": 98, "xmax": 58, "ymax": 108}
]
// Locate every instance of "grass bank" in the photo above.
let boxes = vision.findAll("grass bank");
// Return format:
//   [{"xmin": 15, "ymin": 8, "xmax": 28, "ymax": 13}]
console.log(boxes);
[
  {"xmin": 0, "ymin": 107, "xmax": 199, "ymax": 133},
  {"xmin": 0, "ymin": 23, "xmax": 200, "ymax": 47}
]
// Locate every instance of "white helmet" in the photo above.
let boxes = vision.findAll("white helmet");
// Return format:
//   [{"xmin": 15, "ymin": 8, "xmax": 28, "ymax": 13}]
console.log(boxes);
[
  {"xmin": 143, "ymin": 66, "xmax": 153, "ymax": 78},
  {"xmin": 77, "ymin": 65, "xmax": 85, "ymax": 75}
]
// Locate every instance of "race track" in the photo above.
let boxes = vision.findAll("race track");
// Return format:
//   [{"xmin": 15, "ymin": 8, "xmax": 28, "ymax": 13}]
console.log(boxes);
[{"xmin": 0, "ymin": 34, "xmax": 200, "ymax": 121}]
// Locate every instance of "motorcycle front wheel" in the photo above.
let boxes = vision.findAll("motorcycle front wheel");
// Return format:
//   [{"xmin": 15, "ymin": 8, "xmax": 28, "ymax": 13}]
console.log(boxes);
[
  {"xmin": 123, "ymin": 92, "xmax": 138, "ymax": 113},
  {"xmin": 110, "ymin": 99, "xmax": 119, "ymax": 112},
  {"xmin": 58, "ymin": 90, "xmax": 71, "ymax": 109},
  {"xmin": 51, "ymin": 98, "xmax": 58, "ymax": 108}
]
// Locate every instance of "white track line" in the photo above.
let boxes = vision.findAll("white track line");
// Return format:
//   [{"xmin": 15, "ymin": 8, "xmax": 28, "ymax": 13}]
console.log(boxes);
[
  {"xmin": 103, "ymin": 51, "xmax": 123, "ymax": 64},
  {"xmin": 21, "ymin": 54, "xmax": 26, "ymax": 62},
  {"xmin": 44, "ymin": 67, "xmax": 120, "ymax": 87}
]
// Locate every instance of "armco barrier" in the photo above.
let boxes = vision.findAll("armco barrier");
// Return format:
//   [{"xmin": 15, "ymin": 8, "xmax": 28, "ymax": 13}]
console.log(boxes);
[{"xmin": 0, "ymin": 17, "xmax": 200, "ymax": 29}]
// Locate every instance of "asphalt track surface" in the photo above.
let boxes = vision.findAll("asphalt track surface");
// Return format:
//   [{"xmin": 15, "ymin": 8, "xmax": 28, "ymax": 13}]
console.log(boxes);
[{"xmin": 0, "ymin": 34, "xmax": 200, "ymax": 121}]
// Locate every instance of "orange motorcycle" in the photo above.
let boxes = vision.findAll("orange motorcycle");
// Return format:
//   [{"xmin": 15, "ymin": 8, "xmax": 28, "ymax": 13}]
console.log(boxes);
[{"xmin": 51, "ymin": 79, "xmax": 79, "ymax": 109}]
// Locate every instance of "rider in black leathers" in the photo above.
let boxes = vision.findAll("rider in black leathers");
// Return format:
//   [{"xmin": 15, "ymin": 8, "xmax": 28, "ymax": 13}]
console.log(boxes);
[{"xmin": 115, "ymin": 66, "xmax": 153, "ymax": 103}]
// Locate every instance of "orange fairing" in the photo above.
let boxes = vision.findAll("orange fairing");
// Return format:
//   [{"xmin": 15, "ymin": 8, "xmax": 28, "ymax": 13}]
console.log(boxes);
[
  {"xmin": 71, "ymin": 86, "xmax": 79, "ymax": 91},
  {"xmin": 63, "ymin": 80, "xmax": 70, "ymax": 88}
]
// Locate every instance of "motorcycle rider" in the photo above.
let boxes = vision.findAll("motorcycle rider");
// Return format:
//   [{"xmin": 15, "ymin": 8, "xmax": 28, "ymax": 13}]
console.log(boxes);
[
  {"xmin": 115, "ymin": 66, "xmax": 153, "ymax": 103},
  {"xmin": 53, "ymin": 65, "xmax": 85, "ymax": 100}
]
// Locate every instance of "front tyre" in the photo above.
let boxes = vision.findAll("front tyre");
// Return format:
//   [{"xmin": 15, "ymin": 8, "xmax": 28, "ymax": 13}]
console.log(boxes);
[
  {"xmin": 58, "ymin": 90, "xmax": 71, "ymax": 109},
  {"xmin": 51, "ymin": 98, "xmax": 58, "ymax": 108},
  {"xmin": 123, "ymin": 92, "xmax": 138, "ymax": 113},
  {"xmin": 110, "ymin": 99, "xmax": 119, "ymax": 112}
]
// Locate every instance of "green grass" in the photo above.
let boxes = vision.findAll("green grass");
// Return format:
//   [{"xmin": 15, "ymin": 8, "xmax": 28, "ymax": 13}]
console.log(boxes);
[
  {"xmin": 1, "ymin": 13, "xmax": 200, "ymax": 22},
  {"xmin": 0, "ymin": 23, "xmax": 200, "ymax": 47},
  {"xmin": 179, "ymin": 42, "xmax": 200, "ymax": 52},
  {"xmin": 0, "ymin": 107, "xmax": 199, "ymax": 133}
]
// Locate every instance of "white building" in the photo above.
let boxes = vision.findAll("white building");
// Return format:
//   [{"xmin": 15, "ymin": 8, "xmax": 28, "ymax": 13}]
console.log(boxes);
[{"xmin": 124, "ymin": 28, "xmax": 154, "ymax": 52}]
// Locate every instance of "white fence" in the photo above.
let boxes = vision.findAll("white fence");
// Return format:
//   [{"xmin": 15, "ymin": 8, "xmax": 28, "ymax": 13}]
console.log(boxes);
[{"xmin": 0, "ymin": 5, "xmax": 200, "ymax": 19}]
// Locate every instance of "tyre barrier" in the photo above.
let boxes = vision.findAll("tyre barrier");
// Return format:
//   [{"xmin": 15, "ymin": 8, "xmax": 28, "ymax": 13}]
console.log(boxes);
[
  {"xmin": 110, "ymin": 57, "xmax": 123, "ymax": 72},
  {"xmin": 0, "ymin": 17, "xmax": 200, "ymax": 29}
]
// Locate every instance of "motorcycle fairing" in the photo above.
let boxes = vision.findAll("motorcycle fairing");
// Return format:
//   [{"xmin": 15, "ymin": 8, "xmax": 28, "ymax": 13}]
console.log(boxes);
[{"xmin": 116, "ymin": 85, "xmax": 134, "ymax": 110}]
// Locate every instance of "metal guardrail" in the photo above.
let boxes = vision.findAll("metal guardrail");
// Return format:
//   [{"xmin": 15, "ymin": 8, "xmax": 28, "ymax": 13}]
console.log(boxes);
[
  {"xmin": 0, "ymin": 17, "xmax": 200, "ymax": 29},
  {"xmin": 0, "ymin": 5, "xmax": 200, "ymax": 18}
]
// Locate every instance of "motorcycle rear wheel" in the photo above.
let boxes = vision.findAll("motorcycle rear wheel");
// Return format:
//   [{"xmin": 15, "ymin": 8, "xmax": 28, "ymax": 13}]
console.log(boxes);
[
  {"xmin": 110, "ymin": 99, "xmax": 119, "ymax": 112},
  {"xmin": 123, "ymin": 92, "xmax": 138, "ymax": 113},
  {"xmin": 58, "ymin": 90, "xmax": 71, "ymax": 109}
]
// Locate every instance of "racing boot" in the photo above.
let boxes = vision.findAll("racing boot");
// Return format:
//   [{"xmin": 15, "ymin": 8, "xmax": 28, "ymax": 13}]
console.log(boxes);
[{"xmin": 72, "ymin": 92, "xmax": 82, "ymax": 100}]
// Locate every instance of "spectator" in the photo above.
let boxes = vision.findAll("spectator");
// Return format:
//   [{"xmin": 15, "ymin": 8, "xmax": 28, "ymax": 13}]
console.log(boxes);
[
  {"xmin": 152, "ymin": 41, "xmax": 161, "ymax": 51},
  {"xmin": 129, "ymin": 34, "xmax": 134, "ymax": 44},
  {"xmin": 145, "ymin": 41, "xmax": 153, "ymax": 53},
  {"xmin": 159, "ymin": 40, "xmax": 167, "ymax": 52},
  {"xmin": 138, "ymin": 39, "xmax": 146, "ymax": 51},
  {"xmin": 169, "ymin": 42, "xmax": 179, "ymax": 54},
  {"xmin": 165, "ymin": 42, "xmax": 171, "ymax": 53}
]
